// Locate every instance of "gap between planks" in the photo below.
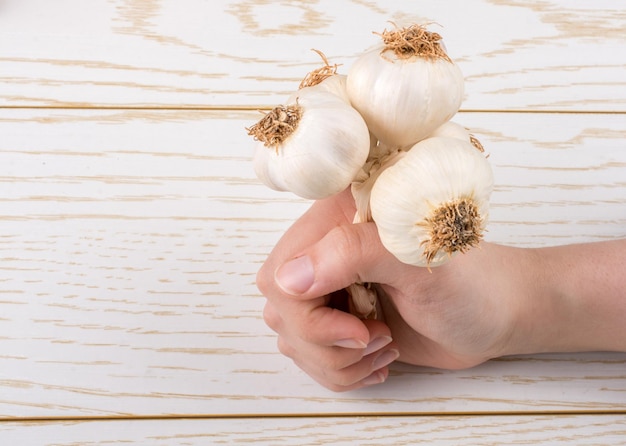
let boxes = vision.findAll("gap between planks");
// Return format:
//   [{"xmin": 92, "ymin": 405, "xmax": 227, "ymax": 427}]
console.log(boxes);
[
  {"xmin": 1, "ymin": 105, "xmax": 625, "ymax": 115},
  {"xmin": 2, "ymin": 409, "xmax": 626, "ymax": 424}
]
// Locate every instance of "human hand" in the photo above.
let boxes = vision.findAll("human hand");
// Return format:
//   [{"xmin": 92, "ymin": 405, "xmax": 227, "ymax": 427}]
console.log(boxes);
[
  {"xmin": 257, "ymin": 188, "xmax": 626, "ymax": 391},
  {"xmin": 257, "ymin": 189, "xmax": 527, "ymax": 391}
]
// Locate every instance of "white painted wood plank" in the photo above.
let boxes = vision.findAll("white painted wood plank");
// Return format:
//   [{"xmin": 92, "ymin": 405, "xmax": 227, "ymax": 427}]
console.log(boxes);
[
  {"xmin": 1, "ymin": 0, "xmax": 624, "ymax": 111},
  {"xmin": 1, "ymin": 415, "xmax": 626, "ymax": 445},
  {"xmin": 464, "ymin": 112, "xmax": 626, "ymax": 246},
  {"xmin": 0, "ymin": 109, "xmax": 624, "ymax": 418}
]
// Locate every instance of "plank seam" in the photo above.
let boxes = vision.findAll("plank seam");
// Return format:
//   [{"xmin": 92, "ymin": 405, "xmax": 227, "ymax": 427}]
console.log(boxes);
[
  {"xmin": 0, "ymin": 106, "xmax": 625, "ymax": 115},
  {"xmin": 2, "ymin": 410, "xmax": 626, "ymax": 423}
]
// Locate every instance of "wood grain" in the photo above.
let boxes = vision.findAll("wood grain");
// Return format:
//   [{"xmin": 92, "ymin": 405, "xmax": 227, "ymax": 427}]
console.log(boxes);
[
  {"xmin": 1, "ymin": 415, "xmax": 626, "ymax": 445},
  {"xmin": 1, "ymin": 0, "xmax": 625, "ymax": 441},
  {"xmin": 1, "ymin": 109, "xmax": 624, "ymax": 418},
  {"xmin": 0, "ymin": 0, "xmax": 624, "ymax": 110}
]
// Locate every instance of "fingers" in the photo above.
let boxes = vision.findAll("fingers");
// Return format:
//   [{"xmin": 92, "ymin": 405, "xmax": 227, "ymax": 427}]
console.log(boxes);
[
  {"xmin": 262, "ymin": 267, "xmax": 398, "ymax": 391},
  {"xmin": 256, "ymin": 189, "xmax": 406, "ymax": 391},
  {"xmin": 256, "ymin": 190, "xmax": 377, "ymax": 351},
  {"xmin": 293, "ymin": 345, "xmax": 399, "ymax": 392},
  {"xmin": 266, "ymin": 308, "xmax": 399, "ymax": 392},
  {"xmin": 263, "ymin": 293, "xmax": 369, "ymax": 349}
]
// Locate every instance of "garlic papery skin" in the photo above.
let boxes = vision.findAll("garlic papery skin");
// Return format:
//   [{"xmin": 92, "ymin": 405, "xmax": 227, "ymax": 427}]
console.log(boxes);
[
  {"xmin": 430, "ymin": 120, "xmax": 472, "ymax": 141},
  {"xmin": 431, "ymin": 120, "xmax": 486, "ymax": 153},
  {"xmin": 291, "ymin": 74, "xmax": 350, "ymax": 104},
  {"xmin": 351, "ymin": 148, "xmax": 405, "ymax": 223},
  {"xmin": 346, "ymin": 24, "xmax": 464, "ymax": 148},
  {"xmin": 370, "ymin": 136, "xmax": 493, "ymax": 267},
  {"xmin": 296, "ymin": 50, "xmax": 351, "ymax": 103},
  {"xmin": 249, "ymin": 90, "xmax": 370, "ymax": 200}
]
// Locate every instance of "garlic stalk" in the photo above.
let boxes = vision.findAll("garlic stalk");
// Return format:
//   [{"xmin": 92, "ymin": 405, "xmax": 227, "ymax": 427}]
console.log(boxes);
[
  {"xmin": 249, "ymin": 89, "xmax": 370, "ymax": 200},
  {"xmin": 296, "ymin": 50, "xmax": 351, "ymax": 103},
  {"xmin": 347, "ymin": 282, "xmax": 378, "ymax": 320},
  {"xmin": 346, "ymin": 24, "xmax": 464, "ymax": 149},
  {"xmin": 292, "ymin": 74, "xmax": 350, "ymax": 104},
  {"xmin": 370, "ymin": 136, "xmax": 493, "ymax": 267},
  {"xmin": 351, "ymin": 147, "xmax": 405, "ymax": 224}
]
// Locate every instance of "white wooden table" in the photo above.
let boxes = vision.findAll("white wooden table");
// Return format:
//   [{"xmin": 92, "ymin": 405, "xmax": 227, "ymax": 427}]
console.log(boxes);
[{"xmin": 1, "ymin": 1, "xmax": 625, "ymax": 444}]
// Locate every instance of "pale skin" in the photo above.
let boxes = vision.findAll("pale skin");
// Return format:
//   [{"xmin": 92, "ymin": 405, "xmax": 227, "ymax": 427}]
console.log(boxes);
[{"xmin": 257, "ymin": 188, "xmax": 626, "ymax": 392}]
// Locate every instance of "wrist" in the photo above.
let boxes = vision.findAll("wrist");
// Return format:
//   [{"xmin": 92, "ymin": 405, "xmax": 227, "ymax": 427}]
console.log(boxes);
[
  {"xmin": 507, "ymin": 246, "xmax": 575, "ymax": 355},
  {"xmin": 509, "ymin": 241, "xmax": 626, "ymax": 356}
]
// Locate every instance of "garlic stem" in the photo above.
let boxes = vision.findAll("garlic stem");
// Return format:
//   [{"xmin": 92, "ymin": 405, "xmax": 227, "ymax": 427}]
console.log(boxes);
[
  {"xmin": 418, "ymin": 196, "xmax": 484, "ymax": 264},
  {"xmin": 377, "ymin": 23, "xmax": 451, "ymax": 62},
  {"xmin": 299, "ymin": 49, "xmax": 341, "ymax": 89},
  {"xmin": 347, "ymin": 283, "xmax": 378, "ymax": 320},
  {"xmin": 247, "ymin": 104, "xmax": 302, "ymax": 149},
  {"xmin": 351, "ymin": 147, "xmax": 406, "ymax": 224}
]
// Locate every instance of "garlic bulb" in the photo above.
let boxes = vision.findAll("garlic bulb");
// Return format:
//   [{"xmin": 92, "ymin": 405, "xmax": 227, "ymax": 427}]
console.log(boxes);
[
  {"xmin": 292, "ymin": 74, "xmax": 350, "ymax": 104},
  {"xmin": 346, "ymin": 24, "xmax": 464, "ymax": 149},
  {"xmin": 370, "ymin": 136, "xmax": 493, "ymax": 267},
  {"xmin": 431, "ymin": 120, "xmax": 485, "ymax": 153},
  {"xmin": 352, "ymin": 122, "xmax": 486, "ymax": 227},
  {"xmin": 249, "ymin": 89, "xmax": 370, "ymax": 200},
  {"xmin": 430, "ymin": 120, "xmax": 472, "ymax": 141},
  {"xmin": 296, "ymin": 50, "xmax": 351, "ymax": 103}
]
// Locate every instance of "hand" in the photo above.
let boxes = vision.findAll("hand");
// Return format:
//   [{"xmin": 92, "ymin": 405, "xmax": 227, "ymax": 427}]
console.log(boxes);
[
  {"xmin": 257, "ymin": 189, "xmax": 522, "ymax": 391},
  {"xmin": 257, "ymin": 189, "xmax": 626, "ymax": 391},
  {"xmin": 258, "ymin": 189, "xmax": 397, "ymax": 391}
]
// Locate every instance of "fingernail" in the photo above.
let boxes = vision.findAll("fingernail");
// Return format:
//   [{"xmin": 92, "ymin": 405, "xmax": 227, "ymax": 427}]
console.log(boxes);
[
  {"xmin": 334, "ymin": 338, "xmax": 368, "ymax": 349},
  {"xmin": 372, "ymin": 349, "xmax": 399, "ymax": 371},
  {"xmin": 363, "ymin": 336, "xmax": 393, "ymax": 356},
  {"xmin": 275, "ymin": 255, "xmax": 314, "ymax": 295},
  {"xmin": 361, "ymin": 370, "xmax": 386, "ymax": 387}
]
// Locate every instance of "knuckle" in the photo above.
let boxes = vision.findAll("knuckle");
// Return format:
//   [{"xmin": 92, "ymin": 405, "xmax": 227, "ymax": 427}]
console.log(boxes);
[
  {"xmin": 255, "ymin": 263, "xmax": 273, "ymax": 296},
  {"xmin": 276, "ymin": 336, "xmax": 296, "ymax": 359},
  {"xmin": 291, "ymin": 350, "xmax": 364, "ymax": 392},
  {"xmin": 323, "ymin": 369, "xmax": 359, "ymax": 389},
  {"xmin": 262, "ymin": 302, "xmax": 281, "ymax": 332},
  {"xmin": 325, "ymin": 353, "xmax": 354, "ymax": 373},
  {"xmin": 325, "ymin": 223, "xmax": 378, "ymax": 284},
  {"xmin": 328, "ymin": 224, "xmax": 364, "ymax": 266},
  {"xmin": 326, "ymin": 383, "xmax": 351, "ymax": 393},
  {"xmin": 296, "ymin": 314, "xmax": 323, "ymax": 344},
  {"xmin": 321, "ymin": 348, "xmax": 364, "ymax": 376}
]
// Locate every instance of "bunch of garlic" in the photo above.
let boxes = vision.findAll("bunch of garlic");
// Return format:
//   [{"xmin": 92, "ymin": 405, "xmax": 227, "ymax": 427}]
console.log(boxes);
[
  {"xmin": 248, "ymin": 24, "xmax": 494, "ymax": 318},
  {"xmin": 348, "ymin": 24, "xmax": 494, "ymax": 269}
]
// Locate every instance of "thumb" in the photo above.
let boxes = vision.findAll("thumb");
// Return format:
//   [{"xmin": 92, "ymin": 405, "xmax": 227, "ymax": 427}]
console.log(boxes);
[{"xmin": 274, "ymin": 222, "xmax": 404, "ymax": 298}]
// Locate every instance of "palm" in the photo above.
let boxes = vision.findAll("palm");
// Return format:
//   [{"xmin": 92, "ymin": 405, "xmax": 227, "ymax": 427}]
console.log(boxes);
[
  {"xmin": 374, "ymin": 246, "xmax": 515, "ymax": 370},
  {"xmin": 327, "ymin": 190, "xmax": 512, "ymax": 370}
]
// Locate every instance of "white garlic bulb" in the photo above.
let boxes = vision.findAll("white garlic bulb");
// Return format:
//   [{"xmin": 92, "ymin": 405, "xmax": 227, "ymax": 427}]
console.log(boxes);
[
  {"xmin": 430, "ymin": 120, "xmax": 472, "ymax": 140},
  {"xmin": 430, "ymin": 120, "xmax": 486, "ymax": 153},
  {"xmin": 296, "ymin": 50, "xmax": 351, "ymax": 103},
  {"xmin": 250, "ymin": 89, "xmax": 370, "ymax": 200},
  {"xmin": 295, "ymin": 74, "xmax": 351, "ymax": 104},
  {"xmin": 347, "ymin": 24, "xmax": 464, "ymax": 149},
  {"xmin": 370, "ymin": 136, "xmax": 493, "ymax": 267}
]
